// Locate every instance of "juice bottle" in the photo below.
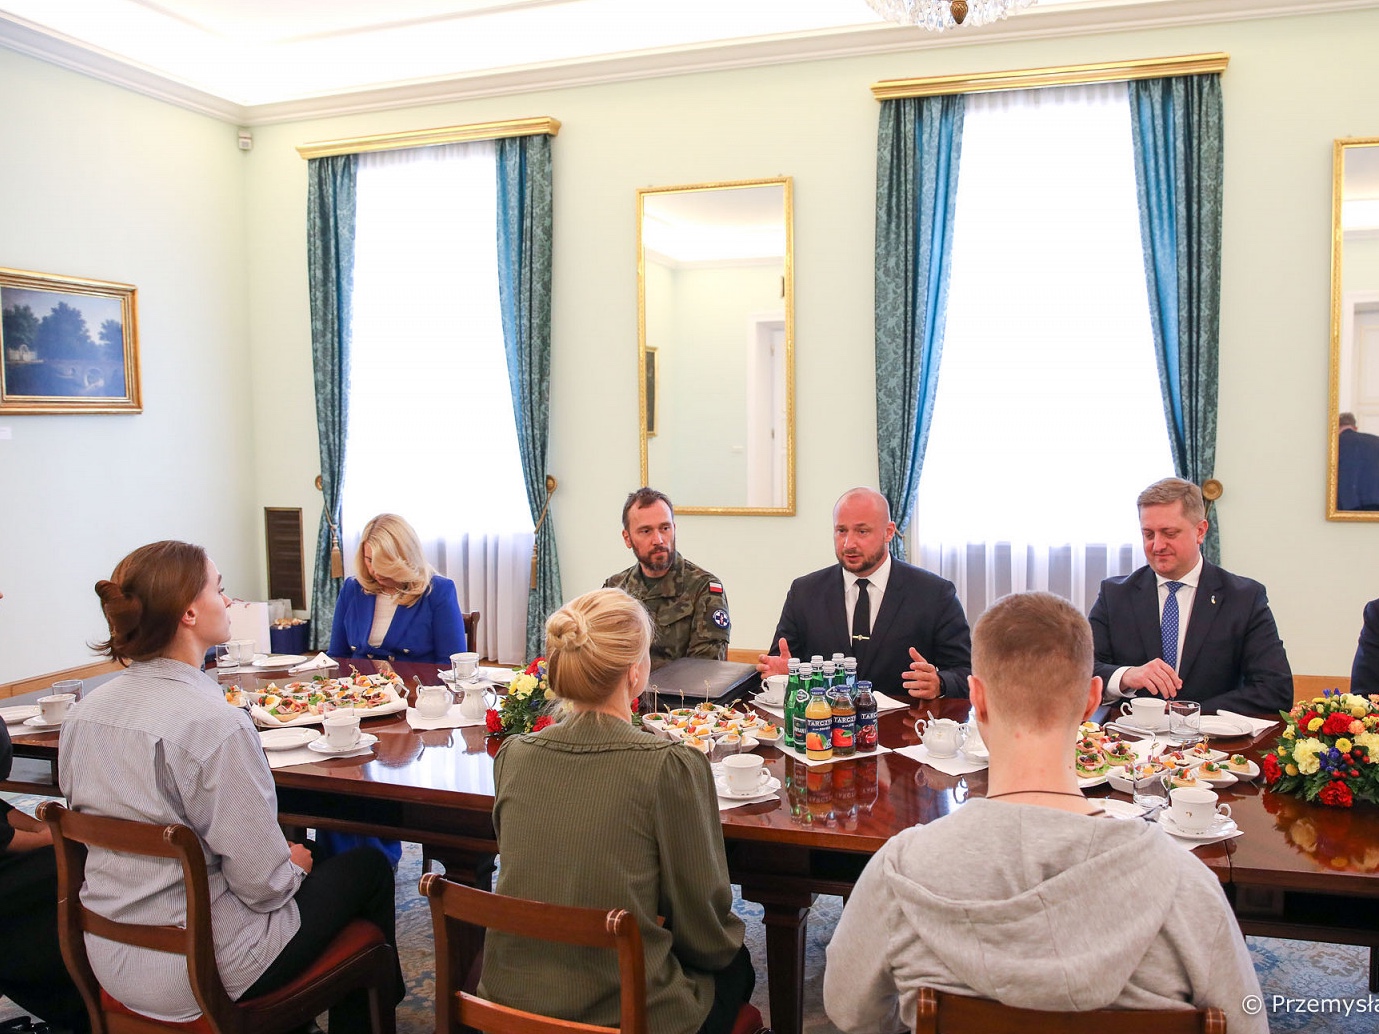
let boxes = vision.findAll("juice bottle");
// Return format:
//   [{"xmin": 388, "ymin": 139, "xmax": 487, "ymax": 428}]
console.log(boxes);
[
  {"xmin": 805, "ymin": 684, "xmax": 833, "ymax": 761},
  {"xmin": 843, "ymin": 658, "xmax": 858, "ymax": 699},
  {"xmin": 831, "ymin": 684, "xmax": 856, "ymax": 757},
  {"xmin": 855, "ymin": 680, "xmax": 879, "ymax": 752}
]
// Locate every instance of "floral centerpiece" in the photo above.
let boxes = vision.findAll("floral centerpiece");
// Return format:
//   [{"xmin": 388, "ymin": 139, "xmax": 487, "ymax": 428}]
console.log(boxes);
[
  {"xmin": 486, "ymin": 658, "xmax": 557, "ymax": 737},
  {"xmin": 1264, "ymin": 689, "xmax": 1379, "ymax": 808}
]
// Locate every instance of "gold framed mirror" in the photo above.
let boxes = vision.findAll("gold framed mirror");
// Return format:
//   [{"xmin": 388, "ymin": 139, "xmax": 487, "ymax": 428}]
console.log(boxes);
[
  {"xmin": 1329, "ymin": 137, "xmax": 1379, "ymax": 519},
  {"xmin": 637, "ymin": 177, "xmax": 794, "ymax": 515}
]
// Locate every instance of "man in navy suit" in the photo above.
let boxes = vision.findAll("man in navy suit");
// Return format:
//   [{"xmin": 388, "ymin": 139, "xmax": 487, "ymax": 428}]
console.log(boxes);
[
  {"xmin": 1349, "ymin": 598, "xmax": 1379, "ymax": 695},
  {"xmin": 756, "ymin": 488, "xmax": 971, "ymax": 700},
  {"xmin": 1089, "ymin": 477, "xmax": 1292, "ymax": 715}
]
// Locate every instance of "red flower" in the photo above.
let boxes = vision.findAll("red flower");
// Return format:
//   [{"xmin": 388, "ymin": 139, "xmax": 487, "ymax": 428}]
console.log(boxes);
[
  {"xmin": 1322, "ymin": 712, "xmax": 1354, "ymax": 736},
  {"xmin": 525, "ymin": 657, "xmax": 546, "ymax": 676},
  {"xmin": 1319, "ymin": 781, "xmax": 1354, "ymax": 808},
  {"xmin": 532, "ymin": 715, "xmax": 554, "ymax": 733},
  {"xmin": 630, "ymin": 696, "xmax": 641, "ymax": 714},
  {"xmin": 1262, "ymin": 753, "xmax": 1282, "ymax": 783},
  {"xmin": 1299, "ymin": 710, "xmax": 1319, "ymax": 731},
  {"xmin": 485, "ymin": 708, "xmax": 503, "ymax": 734}
]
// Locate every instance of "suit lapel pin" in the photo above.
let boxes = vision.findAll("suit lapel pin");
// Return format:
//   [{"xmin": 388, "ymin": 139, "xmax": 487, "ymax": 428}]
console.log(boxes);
[{"xmin": 1211, "ymin": 595, "xmax": 1217, "ymax": 605}]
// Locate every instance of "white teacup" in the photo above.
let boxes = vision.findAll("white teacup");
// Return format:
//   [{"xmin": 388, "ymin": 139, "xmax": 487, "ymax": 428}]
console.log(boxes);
[
  {"xmin": 1169, "ymin": 786, "xmax": 1231, "ymax": 832},
  {"xmin": 759, "ymin": 674, "xmax": 788, "ymax": 707},
  {"xmin": 722, "ymin": 754, "xmax": 769, "ymax": 794},
  {"xmin": 229, "ymin": 639, "xmax": 257, "ymax": 665},
  {"xmin": 451, "ymin": 652, "xmax": 480, "ymax": 680},
  {"xmin": 322, "ymin": 713, "xmax": 361, "ymax": 749},
  {"xmin": 1121, "ymin": 697, "xmax": 1167, "ymax": 729},
  {"xmin": 38, "ymin": 693, "xmax": 76, "ymax": 724}
]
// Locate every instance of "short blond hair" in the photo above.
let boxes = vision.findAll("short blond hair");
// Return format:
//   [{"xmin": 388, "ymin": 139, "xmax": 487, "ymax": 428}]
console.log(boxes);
[
  {"xmin": 972, "ymin": 592, "xmax": 1092, "ymax": 731},
  {"xmin": 355, "ymin": 513, "xmax": 434, "ymax": 607},
  {"xmin": 544, "ymin": 589, "xmax": 652, "ymax": 705},
  {"xmin": 1137, "ymin": 477, "xmax": 1205, "ymax": 524}
]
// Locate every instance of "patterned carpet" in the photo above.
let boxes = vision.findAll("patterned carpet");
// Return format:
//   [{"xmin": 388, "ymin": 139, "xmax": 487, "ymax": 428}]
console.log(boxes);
[{"xmin": 4, "ymin": 793, "xmax": 1376, "ymax": 1032}]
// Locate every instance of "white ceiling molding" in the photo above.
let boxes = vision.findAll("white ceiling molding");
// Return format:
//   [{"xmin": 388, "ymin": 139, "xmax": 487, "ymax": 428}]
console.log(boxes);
[{"xmin": 0, "ymin": 0, "xmax": 1375, "ymax": 127}]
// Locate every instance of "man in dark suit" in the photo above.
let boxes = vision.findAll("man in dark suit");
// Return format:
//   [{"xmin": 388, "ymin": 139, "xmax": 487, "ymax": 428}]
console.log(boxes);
[
  {"xmin": 756, "ymin": 488, "xmax": 971, "ymax": 700},
  {"xmin": 1349, "ymin": 598, "xmax": 1379, "ymax": 696},
  {"xmin": 1088, "ymin": 477, "xmax": 1292, "ymax": 715},
  {"xmin": 1336, "ymin": 412, "xmax": 1379, "ymax": 511}
]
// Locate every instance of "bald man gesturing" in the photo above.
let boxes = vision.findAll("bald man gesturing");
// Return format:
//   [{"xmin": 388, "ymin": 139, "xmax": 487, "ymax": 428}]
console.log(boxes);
[{"xmin": 756, "ymin": 488, "xmax": 972, "ymax": 701}]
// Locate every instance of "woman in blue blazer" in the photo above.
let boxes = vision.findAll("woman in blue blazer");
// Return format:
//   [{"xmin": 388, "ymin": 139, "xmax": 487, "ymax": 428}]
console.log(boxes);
[
  {"xmin": 328, "ymin": 513, "xmax": 466, "ymax": 663},
  {"xmin": 324, "ymin": 513, "xmax": 467, "ymax": 867}
]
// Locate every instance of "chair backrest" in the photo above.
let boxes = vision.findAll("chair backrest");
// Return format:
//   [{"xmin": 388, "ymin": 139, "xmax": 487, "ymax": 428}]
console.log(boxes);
[
  {"xmin": 38, "ymin": 801, "xmax": 238, "ymax": 1033},
  {"xmin": 463, "ymin": 611, "xmax": 480, "ymax": 657},
  {"xmin": 419, "ymin": 872, "xmax": 647, "ymax": 1034},
  {"xmin": 1294, "ymin": 673, "xmax": 1349, "ymax": 703},
  {"xmin": 914, "ymin": 988, "xmax": 1226, "ymax": 1034}
]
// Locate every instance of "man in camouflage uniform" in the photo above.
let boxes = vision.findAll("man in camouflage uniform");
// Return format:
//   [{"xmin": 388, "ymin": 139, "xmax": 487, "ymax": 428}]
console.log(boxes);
[{"xmin": 603, "ymin": 487, "xmax": 730, "ymax": 670}]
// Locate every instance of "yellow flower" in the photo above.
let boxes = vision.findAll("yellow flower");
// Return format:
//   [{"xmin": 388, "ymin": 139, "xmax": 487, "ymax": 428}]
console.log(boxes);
[
  {"xmin": 1313, "ymin": 696, "xmax": 1327, "ymax": 704},
  {"xmin": 1337, "ymin": 738, "xmax": 1353, "ymax": 753},
  {"xmin": 1354, "ymin": 732, "xmax": 1379, "ymax": 757},
  {"xmin": 545, "ymin": 688, "xmax": 555, "ymax": 700},
  {"xmin": 1307, "ymin": 717, "xmax": 1324, "ymax": 733},
  {"xmin": 1283, "ymin": 727, "xmax": 1296, "ymax": 740},
  {"xmin": 1293, "ymin": 738, "xmax": 1323, "ymax": 775},
  {"xmin": 1286, "ymin": 764, "xmax": 1300, "ymax": 776}
]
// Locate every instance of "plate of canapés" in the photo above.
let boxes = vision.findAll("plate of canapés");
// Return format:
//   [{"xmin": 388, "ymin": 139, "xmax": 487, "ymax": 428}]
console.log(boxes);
[
  {"xmin": 640, "ymin": 703, "xmax": 781, "ymax": 754},
  {"xmin": 224, "ymin": 669, "xmax": 408, "ymax": 728}
]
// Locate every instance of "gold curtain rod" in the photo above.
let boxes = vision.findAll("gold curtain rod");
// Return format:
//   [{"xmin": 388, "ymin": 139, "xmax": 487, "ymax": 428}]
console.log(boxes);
[
  {"xmin": 297, "ymin": 116, "xmax": 561, "ymax": 160},
  {"xmin": 871, "ymin": 52, "xmax": 1229, "ymax": 101}
]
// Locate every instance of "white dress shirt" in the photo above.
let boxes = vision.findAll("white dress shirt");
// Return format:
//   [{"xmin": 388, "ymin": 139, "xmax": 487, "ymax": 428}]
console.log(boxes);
[
  {"xmin": 1108, "ymin": 555, "xmax": 1203, "ymax": 698},
  {"xmin": 844, "ymin": 554, "xmax": 891, "ymax": 640}
]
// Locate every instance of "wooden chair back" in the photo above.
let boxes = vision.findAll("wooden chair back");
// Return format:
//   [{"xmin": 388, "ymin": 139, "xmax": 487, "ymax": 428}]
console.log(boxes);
[
  {"xmin": 463, "ymin": 611, "xmax": 480, "ymax": 658},
  {"xmin": 1294, "ymin": 673, "xmax": 1349, "ymax": 703},
  {"xmin": 38, "ymin": 801, "xmax": 238, "ymax": 1032},
  {"xmin": 914, "ymin": 988, "xmax": 1226, "ymax": 1033},
  {"xmin": 420, "ymin": 872, "xmax": 648, "ymax": 1034}
]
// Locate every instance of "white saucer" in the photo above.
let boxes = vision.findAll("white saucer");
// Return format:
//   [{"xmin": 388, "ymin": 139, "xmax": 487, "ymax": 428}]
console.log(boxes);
[
  {"xmin": 252, "ymin": 654, "xmax": 309, "ymax": 668},
  {"xmin": 1, "ymin": 705, "xmax": 40, "ymax": 725},
  {"xmin": 755, "ymin": 692, "xmax": 785, "ymax": 708},
  {"xmin": 1197, "ymin": 714, "xmax": 1257, "ymax": 738},
  {"xmin": 23, "ymin": 714, "xmax": 65, "ymax": 729},
  {"xmin": 1115, "ymin": 716, "xmax": 1169, "ymax": 735},
  {"xmin": 259, "ymin": 728, "xmax": 321, "ymax": 751},
  {"xmin": 306, "ymin": 732, "xmax": 378, "ymax": 755},
  {"xmin": 714, "ymin": 775, "xmax": 782, "ymax": 800},
  {"xmin": 1077, "ymin": 772, "xmax": 1109, "ymax": 789},
  {"xmin": 1223, "ymin": 759, "xmax": 1261, "ymax": 780},
  {"xmin": 1158, "ymin": 813, "xmax": 1238, "ymax": 840}
]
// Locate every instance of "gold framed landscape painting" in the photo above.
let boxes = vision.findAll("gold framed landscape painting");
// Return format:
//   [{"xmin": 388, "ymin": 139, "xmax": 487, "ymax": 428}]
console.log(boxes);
[{"xmin": 0, "ymin": 267, "xmax": 141, "ymax": 414}]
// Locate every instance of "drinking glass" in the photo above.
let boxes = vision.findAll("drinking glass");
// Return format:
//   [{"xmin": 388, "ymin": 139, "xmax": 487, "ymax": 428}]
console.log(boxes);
[
  {"xmin": 51, "ymin": 678, "xmax": 83, "ymax": 702},
  {"xmin": 214, "ymin": 643, "xmax": 237, "ymax": 670},
  {"xmin": 1167, "ymin": 700, "xmax": 1202, "ymax": 744},
  {"xmin": 1131, "ymin": 768, "xmax": 1169, "ymax": 811}
]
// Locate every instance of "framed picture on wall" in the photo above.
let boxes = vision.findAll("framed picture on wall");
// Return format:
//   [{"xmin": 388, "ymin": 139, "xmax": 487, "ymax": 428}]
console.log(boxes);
[
  {"xmin": 0, "ymin": 267, "xmax": 141, "ymax": 414},
  {"xmin": 644, "ymin": 346, "xmax": 658, "ymax": 437}
]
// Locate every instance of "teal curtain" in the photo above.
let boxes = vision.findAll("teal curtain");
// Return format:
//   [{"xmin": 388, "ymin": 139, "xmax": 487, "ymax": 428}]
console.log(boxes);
[
  {"xmin": 495, "ymin": 134, "xmax": 561, "ymax": 660},
  {"xmin": 306, "ymin": 155, "xmax": 357, "ymax": 650},
  {"xmin": 874, "ymin": 95, "xmax": 965, "ymax": 560},
  {"xmin": 1128, "ymin": 75, "xmax": 1224, "ymax": 562}
]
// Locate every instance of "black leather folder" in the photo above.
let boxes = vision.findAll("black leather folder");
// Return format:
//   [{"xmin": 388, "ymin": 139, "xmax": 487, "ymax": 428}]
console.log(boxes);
[{"xmin": 645, "ymin": 657, "xmax": 760, "ymax": 708}]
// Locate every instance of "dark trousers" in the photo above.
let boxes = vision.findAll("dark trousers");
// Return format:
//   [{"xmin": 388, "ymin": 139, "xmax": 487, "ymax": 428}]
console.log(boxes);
[
  {"xmin": 0, "ymin": 846, "xmax": 89, "ymax": 1032},
  {"xmin": 696, "ymin": 945, "xmax": 756, "ymax": 1034},
  {"xmin": 240, "ymin": 847, "xmax": 403, "ymax": 1034}
]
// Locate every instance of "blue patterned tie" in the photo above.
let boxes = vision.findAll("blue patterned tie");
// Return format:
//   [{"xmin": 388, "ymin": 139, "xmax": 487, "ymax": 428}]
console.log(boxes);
[{"xmin": 1161, "ymin": 581, "xmax": 1185, "ymax": 669}]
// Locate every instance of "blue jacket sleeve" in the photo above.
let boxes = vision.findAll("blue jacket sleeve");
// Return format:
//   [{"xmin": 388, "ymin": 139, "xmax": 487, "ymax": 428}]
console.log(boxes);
[
  {"xmin": 428, "ymin": 575, "xmax": 467, "ymax": 656},
  {"xmin": 327, "ymin": 578, "xmax": 360, "ymax": 656}
]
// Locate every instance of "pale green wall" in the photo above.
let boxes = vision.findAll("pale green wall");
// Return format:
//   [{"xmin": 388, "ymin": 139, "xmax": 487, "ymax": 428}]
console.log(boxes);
[
  {"xmin": 0, "ymin": 49, "xmax": 254, "ymax": 683},
  {"xmin": 5, "ymin": 7, "xmax": 1379, "ymax": 682}
]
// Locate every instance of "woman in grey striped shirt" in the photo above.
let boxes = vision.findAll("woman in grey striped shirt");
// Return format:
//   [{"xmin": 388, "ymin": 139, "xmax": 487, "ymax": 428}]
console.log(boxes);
[{"xmin": 59, "ymin": 540, "xmax": 402, "ymax": 1032}]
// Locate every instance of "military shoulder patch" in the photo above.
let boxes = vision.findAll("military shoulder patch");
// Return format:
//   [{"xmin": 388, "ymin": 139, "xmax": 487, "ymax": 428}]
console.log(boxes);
[
  {"xmin": 708, "ymin": 581, "xmax": 724, "ymax": 594},
  {"xmin": 711, "ymin": 608, "xmax": 730, "ymax": 629}
]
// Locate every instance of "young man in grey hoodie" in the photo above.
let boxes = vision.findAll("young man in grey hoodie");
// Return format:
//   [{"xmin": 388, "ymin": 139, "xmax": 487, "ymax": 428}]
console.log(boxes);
[{"xmin": 823, "ymin": 591, "xmax": 1266, "ymax": 1034}]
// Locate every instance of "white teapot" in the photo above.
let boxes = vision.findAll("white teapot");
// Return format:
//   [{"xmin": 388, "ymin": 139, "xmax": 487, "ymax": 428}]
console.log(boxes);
[
  {"xmin": 458, "ymin": 681, "xmax": 496, "ymax": 722},
  {"xmin": 919, "ymin": 716, "xmax": 967, "ymax": 758},
  {"xmin": 415, "ymin": 684, "xmax": 455, "ymax": 720}
]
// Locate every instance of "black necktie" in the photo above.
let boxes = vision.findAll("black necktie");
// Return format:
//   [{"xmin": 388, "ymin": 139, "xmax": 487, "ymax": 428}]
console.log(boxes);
[{"xmin": 852, "ymin": 579, "xmax": 871, "ymax": 643}]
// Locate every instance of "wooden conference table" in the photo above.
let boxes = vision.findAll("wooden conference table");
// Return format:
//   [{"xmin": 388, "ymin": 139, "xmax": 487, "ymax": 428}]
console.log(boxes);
[{"xmin": 7, "ymin": 659, "xmax": 1379, "ymax": 1034}]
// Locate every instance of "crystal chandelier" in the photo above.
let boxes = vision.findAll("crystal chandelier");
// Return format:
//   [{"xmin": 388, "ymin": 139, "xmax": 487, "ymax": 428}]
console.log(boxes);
[{"xmin": 865, "ymin": 0, "xmax": 1037, "ymax": 32}]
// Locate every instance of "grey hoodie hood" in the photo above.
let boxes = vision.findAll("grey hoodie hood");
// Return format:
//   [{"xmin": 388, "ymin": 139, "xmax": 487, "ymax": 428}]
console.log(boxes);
[{"xmin": 878, "ymin": 798, "xmax": 1191, "ymax": 1012}]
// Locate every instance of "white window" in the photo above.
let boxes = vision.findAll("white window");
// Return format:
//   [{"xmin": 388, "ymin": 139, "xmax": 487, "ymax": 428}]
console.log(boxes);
[
  {"xmin": 912, "ymin": 82, "xmax": 1175, "ymax": 618},
  {"xmin": 340, "ymin": 141, "xmax": 534, "ymax": 662}
]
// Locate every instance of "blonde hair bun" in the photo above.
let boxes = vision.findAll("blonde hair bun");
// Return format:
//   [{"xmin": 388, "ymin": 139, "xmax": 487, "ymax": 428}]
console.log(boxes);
[
  {"xmin": 546, "ymin": 609, "xmax": 593, "ymax": 653},
  {"xmin": 543, "ymin": 588, "xmax": 653, "ymax": 706}
]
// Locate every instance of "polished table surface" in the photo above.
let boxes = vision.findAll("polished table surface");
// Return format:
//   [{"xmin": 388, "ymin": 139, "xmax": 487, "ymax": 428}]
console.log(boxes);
[{"xmin": 8, "ymin": 659, "xmax": 1379, "ymax": 1032}]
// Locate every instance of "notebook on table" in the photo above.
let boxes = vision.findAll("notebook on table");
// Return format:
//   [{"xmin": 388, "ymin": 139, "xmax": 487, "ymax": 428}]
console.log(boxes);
[{"xmin": 645, "ymin": 658, "xmax": 760, "ymax": 708}]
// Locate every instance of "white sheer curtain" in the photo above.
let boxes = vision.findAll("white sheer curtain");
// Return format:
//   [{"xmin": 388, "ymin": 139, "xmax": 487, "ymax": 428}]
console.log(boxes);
[
  {"xmin": 341, "ymin": 140, "xmax": 533, "ymax": 665},
  {"xmin": 912, "ymin": 82, "xmax": 1174, "ymax": 619}
]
